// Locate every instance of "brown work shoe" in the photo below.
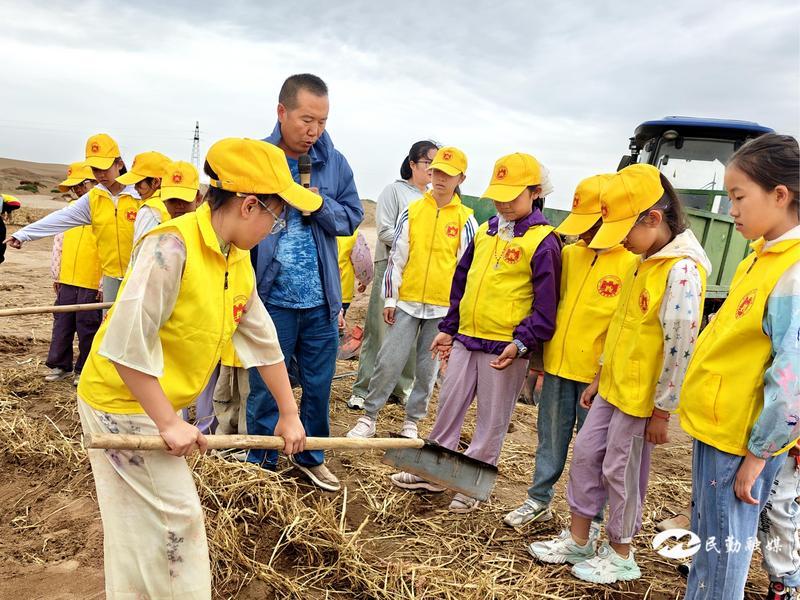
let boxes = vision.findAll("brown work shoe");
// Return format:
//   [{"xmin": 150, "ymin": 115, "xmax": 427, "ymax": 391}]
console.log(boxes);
[{"xmin": 288, "ymin": 455, "xmax": 341, "ymax": 492}]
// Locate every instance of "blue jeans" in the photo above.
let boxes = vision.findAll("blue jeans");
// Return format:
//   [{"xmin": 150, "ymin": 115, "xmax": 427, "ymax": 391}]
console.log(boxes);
[
  {"xmin": 246, "ymin": 304, "xmax": 338, "ymax": 469},
  {"xmin": 528, "ymin": 373, "xmax": 590, "ymax": 506},
  {"xmin": 684, "ymin": 439, "xmax": 783, "ymax": 600}
]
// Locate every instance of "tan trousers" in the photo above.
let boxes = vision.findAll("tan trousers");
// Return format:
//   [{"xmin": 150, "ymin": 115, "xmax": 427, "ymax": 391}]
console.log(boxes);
[
  {"xmin": 77, "ymin": 398, "xmax": 212, "ymax": 599},
  {"xmin": 212, "ymin": 365, "xmax": 250, "ymax": 435}
]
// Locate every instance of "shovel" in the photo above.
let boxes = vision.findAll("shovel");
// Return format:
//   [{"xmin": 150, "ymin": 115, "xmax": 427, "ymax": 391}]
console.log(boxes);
[{"xmin": 85, "ymin": 433, "xmax": 498, "ymax": 501}]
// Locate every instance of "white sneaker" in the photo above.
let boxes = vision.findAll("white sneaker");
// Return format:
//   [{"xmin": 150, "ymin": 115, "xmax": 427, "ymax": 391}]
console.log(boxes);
[
  {"xmin": 504, "ymin": 498, "xmax": 553, "ymax": 527},
  {"xmin": 528, "ymin": 529, "xmax": 597, "ymax": 564},
  {"xmin": 399, "ymin": 420, "xmax": 418, "ymax": 439},
  {"xmin": 346, "ymin": 416, "xmax": 376, "ymax": 438},
  {"xmin": 44, "ymin": 368, "xmax": 71, "ymax": 382},
  {"xmin": 390, "ymin": 471, "xmax": 446, "ymax": 493},
  {"xmin": 72, "ymin": 373, "xmax": 80, "ymax": 387},
  {"xmin": 571, "ymin": 542, "xmax": 641, "ymax": 583},
  {"xmin": 347, "ymin": 394, "xmax": 365, "ymax": 410}
]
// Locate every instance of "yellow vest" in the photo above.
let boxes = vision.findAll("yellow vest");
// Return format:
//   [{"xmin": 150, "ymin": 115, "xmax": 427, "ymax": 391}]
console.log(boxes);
[
  {"xmin": 600, "ymin": 255, "xmax": 707, "ymax": 417},
  {"xmin": 337, "ymin": 229, "xmax": 358, "ymax": 304},
  {"xmin": 458, "ymin": 221, "xmax": 555, "ymax": 342},
  {"xmin": 398, "ymin": 193, "xmax": 474, "ymax": 307},
  {"xmin": 220, "ymin": 340, "xmax": 243, "ymax": 368},
  {"xmin": 142, "ymin": 191, "xmax": 170, "ymax": 223},
  {"xmin": 58, "ymin": 200, "xmax": 102, "ymax": 290},
  {"xmin": 543, "ymin": 242, "xmax": 639, "ymax": 383},
  {"xmin": 679, "ymin": 238, "xmax": 800, "ymax": 456},
  {"xmin": 78, "ymin": 203, "xmax": 255, "ymax": 414},
  {"xmin": 87, "ymin": 186, "xmax": 142, "ymax": 278}
]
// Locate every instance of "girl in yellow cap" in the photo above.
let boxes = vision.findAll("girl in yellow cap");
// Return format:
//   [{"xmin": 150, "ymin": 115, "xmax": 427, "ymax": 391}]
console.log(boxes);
[
  {"xmin": 679, "ymin": 134, "xmax": 800, "ymax": 600},
  {"xmin": 76, "ymin": 138, "xmax": 320, "ymax": 598},
  {"xmin": 5, "ymin": 133, "xmax": 140, "ymax": 302},
  {"xmin": 117, "ymin": 150, "xmax": 172, "ymax": 245},
  {"xmin": 346, "ymin": 146, "xmax": 477, "ymax": 440},
  {"xmin": 529, "ymin": 163, "xmax": 711, "ymax": 584},
  {"xmin": 44, "ymin": 162, "xmax": 102, "ymax": 386},
  {"xmin": 391, "ymin": 152, "xmax": 562, "ymax": 513},
  {"xmin": 504, "ymin": 174, "xmax": 639, "ymax": 528}
]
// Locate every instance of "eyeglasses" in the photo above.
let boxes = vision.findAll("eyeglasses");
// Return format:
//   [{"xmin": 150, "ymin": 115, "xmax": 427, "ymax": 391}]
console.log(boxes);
[
  {"xmin": 414, "ymin": 160, "xmax": 433, "ymax": 167},
  {"xmin": 236, "ymin": 192, "xmax": 286, "ymax": 235}
]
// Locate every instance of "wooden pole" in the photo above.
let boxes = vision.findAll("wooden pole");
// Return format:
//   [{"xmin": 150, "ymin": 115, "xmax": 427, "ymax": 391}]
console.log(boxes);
[
  {"xmin": 0, "ymin": 302, "xmax": 112, "ymax": 317},
  {"xmin": 85, "ymin": 433, "xmax": 425, "ymax": 451}
]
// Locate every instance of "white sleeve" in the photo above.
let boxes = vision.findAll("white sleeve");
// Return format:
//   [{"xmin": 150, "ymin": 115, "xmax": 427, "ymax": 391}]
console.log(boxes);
[
  {"xmin": 383, "ymin": 208, "xmax": 410, "ymax": 308},
  {"xmin": 231, "ymin": 287, "xmax": 285, "ymax": 368},
  {"xmin": 12, "ymin": 193, "xmax": 91, "ymax": 242},
  {"xmin": 97, "ymin": 233, "xmax": 186, "ymax": 376},
  {"xmin": 653, "ymin": 259, "xmax": 704, "ymax": 412},
  {"xmin": 132, "ymin": 206, "xmax": 162, "ymax": 246}
]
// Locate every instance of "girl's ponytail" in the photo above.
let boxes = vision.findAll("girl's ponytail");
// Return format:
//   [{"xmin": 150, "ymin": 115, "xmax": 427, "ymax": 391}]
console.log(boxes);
[{"xmin": 657, "ymin": 174, "xmax": 689, "ymax": 237}]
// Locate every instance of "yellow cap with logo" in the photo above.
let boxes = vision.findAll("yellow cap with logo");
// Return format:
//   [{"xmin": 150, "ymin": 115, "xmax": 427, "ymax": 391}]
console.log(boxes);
[
  {"xmin": 84, "ymin": 133, "xmax": 121, "ymax": 170},
  {"xmin": 161, "ymin": 161, "xmax": 200, "ymax": 203},
  {"xmin": 555, "ymin": 174, "xmax": 614, "ymax": 236},
  {"xmin": 589, "ymin": 164, "xmax": 665, "ymax": 249},
  {"xmin": 58, "ymin": 161, "xmax": 96, "ymax": 192},
  {"xmin": 117, "ymin": 151, "xmax": 172, "ymax": 185},
  {"xmin": 481, "ymin": 152, "xmax": 542, "ymax": 203},
  {"xmin": 206, "ymin": 138, "xmax": 322, "ymax": 213},
  {"xmin": 428, "ymin": 146, "xmax": 468, "ymax": 177}
]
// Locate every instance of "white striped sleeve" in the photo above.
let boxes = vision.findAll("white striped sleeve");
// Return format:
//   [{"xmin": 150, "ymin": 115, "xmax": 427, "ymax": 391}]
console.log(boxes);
[{"xmin": 383, "ymin": 208, "xmax": 410, "ymax": 307}]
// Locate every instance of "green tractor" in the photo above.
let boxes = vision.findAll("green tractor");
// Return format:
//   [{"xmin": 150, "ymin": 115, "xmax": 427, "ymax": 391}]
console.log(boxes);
[{"xmin": 462, "ymin": 116, "xmax": 774, "ymax": 308}]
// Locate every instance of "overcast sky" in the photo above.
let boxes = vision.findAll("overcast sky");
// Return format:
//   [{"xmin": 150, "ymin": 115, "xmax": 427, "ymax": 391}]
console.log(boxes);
[{"xmin": 1, "ymin": 0, "xmax": 798, "ymax": 208}]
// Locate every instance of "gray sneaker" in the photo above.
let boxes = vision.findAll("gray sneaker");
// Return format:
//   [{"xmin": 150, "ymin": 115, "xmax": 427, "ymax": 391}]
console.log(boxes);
[
  {"xmin": 288, "ymin": 455, "xmax": 341, "ymax": 492},
  {"xmin": 44, "ymin": 367, "xmax": 71, "ymax": 382},
  {"xmin": 528, "ymin": 529, "xmax": 597, "ymax": 564},
  {"xmin": 504, "ymin": 498, "xmax": 553, "ymax": 527}
]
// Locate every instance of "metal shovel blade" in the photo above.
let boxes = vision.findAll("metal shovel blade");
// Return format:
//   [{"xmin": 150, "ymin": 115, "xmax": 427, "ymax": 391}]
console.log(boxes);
[{"xmin": 382, "ymin": 439, "xmax": 498, "ymax": 501}]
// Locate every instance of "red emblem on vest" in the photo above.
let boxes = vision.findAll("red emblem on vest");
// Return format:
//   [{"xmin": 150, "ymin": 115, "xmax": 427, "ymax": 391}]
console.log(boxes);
[
  {"xmin": 572, "ymin": 194, "xmax": 580, "ymax": 208},
  {"xmin": 233, "ymin": 295, "xmax": 248, "ymax": 323},
  {"xmin": 736, "ymin": 289, "xmax": 757, "ymax": 319},
  {"xmin": 504, "ymin": 247, "xmax": 522, "ymax": 264},
  {"xmin": 601, "ymin": 202, "xmax": 609, "ymax": 218},
  {"xmin": 638, "ymin": 289, "xmax": 650, "ymax": 313},
  {"xmin": 90, "ymin": 142, "xmax": 100, "ymax": 153},
  {"xmin": 125, "ymin": 209, "xmax": 137, "ymax": 222},
  {"xmin": 445, "ymin": 222, "xmax": 459, "ymax": 238},
  {"xmin": 597, "ymin": 275, "xmax": 622, "ymax": 298},
  {"xmin": 172, "ymin": 171, "xmax": 183, "ymax": 184},
  {"xmin": 496, "ymin": 166, "xmax": 508, "ymax": 180},
  {"xmin": 442, "ymin": 151, "xmax": 452, "ymax": 161}
]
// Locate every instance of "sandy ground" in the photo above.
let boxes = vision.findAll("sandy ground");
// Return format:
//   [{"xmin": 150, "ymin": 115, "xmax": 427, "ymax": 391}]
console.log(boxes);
[{"xmin": 0, "ymin": 187, "xmax": 771, "ymax": 599}]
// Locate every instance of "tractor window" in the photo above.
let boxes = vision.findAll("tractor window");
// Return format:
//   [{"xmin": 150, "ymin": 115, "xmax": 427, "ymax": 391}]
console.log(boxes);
[{"xmin": 654, "ymin": 138, "xmax": 736, "ymax": 213}]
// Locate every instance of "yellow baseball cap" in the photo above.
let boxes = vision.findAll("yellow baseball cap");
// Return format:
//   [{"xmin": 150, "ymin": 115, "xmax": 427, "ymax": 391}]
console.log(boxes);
[
  {"xmin": 58, "ymin": 161, "xmax": 95, "ymax": 192},
  {"xmin": 481, "ymin": 153, "xmax": 542, "ymax": 203},
  {"xmin": 161, "ymin": 161, "xmax": 200, "ymax": 203},
  {"xmin": 117, "ymin": 151, "xmax": 172, "ymax": 185},
  {"xmin": 429, "ymin": 146, "xmax": 467, "ymax": 176},
  {"xmin": 84, "ymin": 133, "xmax": 121, "ymax": 170},
  {"xmin": 555, "ymin": 174, "xmax": 614, "ymax": 236},
  {"xmin": 589, "ymin": 164, "xmax": 665, "ymax": 249},
  {"xmin": 206, "ymin": 138, "xmax": 322, "ymax": 213}
]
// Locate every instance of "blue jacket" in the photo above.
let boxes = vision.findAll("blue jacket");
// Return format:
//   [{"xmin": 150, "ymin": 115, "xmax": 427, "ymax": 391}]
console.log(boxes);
[{"xmin": 253, "ymin": 122, "xmax": 363, "ymax": 321}]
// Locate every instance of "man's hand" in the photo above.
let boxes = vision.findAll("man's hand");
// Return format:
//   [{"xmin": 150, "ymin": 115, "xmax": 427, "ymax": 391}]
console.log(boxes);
[
  {"xmin": 383, "ymin": 307, "xmax": 396, "ymax": 325},
  {"xmin": 159, "ymin": 419, "xmax": 207, "ymax": 457},
  {"xmin": 735, "ymin": 452, "xmax": 766, "ymax": 505},
  {"xmin": 3, "ymin": 236, "xmax": 21, "ymax": 249},
  {"xmin": 430, "ymin": 332, "xmax": 454, "ymax": 360},
  {"xmin": 275, "ymin": 412, "xmax": 306, "ymax": 455},
  {"xmin": 490, "ymin": 343, "xmax": 518, "ymax": 370},
  {"xmin": 646, "ymin": 414, "xmax": 670, "ymax": 445}
]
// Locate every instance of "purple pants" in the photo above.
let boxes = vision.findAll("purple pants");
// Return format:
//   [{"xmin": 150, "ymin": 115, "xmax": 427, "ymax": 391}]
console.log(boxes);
[
  {"xmin": 46, "ymin": 284, "xmax": 101, "ymax": 374},
  {"xmin": 428, "ymin": 341, "xmax": 529, "ymax": 466},
  {"xmin": 567, "ymin": 395, "xmax": 653, "ymax": 544}
]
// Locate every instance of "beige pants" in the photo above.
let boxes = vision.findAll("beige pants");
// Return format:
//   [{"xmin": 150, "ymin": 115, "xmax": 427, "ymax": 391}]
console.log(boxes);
[
  {"xmin": 77, "ymin": 398, "xmax": 211, "ymax": 600},
  {"xmin": 212, "ymin": 365, "xmax": 250, "ymax": 435}
]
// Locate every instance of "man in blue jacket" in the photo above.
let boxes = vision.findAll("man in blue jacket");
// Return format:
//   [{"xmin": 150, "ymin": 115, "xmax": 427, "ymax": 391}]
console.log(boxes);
[{"xmin": 247, "ymin": 73, "xmax": 363, "ymax": 491}]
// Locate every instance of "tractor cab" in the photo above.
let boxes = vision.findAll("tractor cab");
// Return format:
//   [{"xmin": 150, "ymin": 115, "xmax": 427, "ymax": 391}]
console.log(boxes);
[{"xmin": 619, "ymin": 116, "xmax": 773, "ymax": 214}]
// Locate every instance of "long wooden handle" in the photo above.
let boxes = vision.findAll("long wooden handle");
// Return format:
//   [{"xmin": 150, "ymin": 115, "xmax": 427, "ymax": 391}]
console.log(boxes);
[
  {"xmin": 85, "ymin": 433, "xmax": 425, "ymax": 451},
  {"xmin": 0, "ymin": 302, "xmax": 112, "ymax": 317}
]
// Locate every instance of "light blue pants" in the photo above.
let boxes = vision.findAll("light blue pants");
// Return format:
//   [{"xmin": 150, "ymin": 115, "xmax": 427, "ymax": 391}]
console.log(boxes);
[
  {"xmin": 759, "ymin": 452, "xmax": 800, "ymax": 587},
  {"xmin": 684, "ymin": 439, "xmax": 784, "ymax": 600}
]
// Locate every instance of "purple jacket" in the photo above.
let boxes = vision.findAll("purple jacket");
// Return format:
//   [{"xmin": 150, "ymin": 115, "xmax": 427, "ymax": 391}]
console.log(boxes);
[{"xmin": 439, "ymin": 208, "xmax": 561, "ymax": 356}]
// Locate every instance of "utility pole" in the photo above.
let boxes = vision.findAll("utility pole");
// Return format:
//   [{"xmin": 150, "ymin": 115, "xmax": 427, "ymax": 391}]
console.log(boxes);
[{"xmin": 191, "ymin": 121, "xmax": 200, "ymax": 169}]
